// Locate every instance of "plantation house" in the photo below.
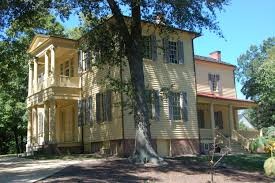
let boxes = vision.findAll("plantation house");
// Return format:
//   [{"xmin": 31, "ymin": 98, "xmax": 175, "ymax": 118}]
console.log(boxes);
[{"xmin": 25, "ymin": 20, "xmax": 258, "ymax": 156}]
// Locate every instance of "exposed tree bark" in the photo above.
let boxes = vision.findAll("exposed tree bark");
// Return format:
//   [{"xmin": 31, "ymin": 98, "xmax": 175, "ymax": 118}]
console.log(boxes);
[
  {"xmin": 107, "ymin": 0, "xmax": 161, "ymax": 163},
  {"xmin": 20, "ymin": 134, "xmax": 24, "ymax": 153},
  {"xmin": 13, "ymin": 128, "xmax": 20, "ymax": 154}
]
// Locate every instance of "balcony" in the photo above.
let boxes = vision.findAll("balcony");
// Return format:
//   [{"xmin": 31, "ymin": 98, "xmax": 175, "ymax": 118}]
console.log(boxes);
[{"xmin": 34, "ymin": 75, "xmax": 80, "ymax": 93}]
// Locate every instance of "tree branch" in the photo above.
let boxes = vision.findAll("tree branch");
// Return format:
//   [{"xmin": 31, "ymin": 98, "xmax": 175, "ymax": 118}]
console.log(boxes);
[{"xmin": 106, "ymin": 0, "xmax": 131, "ymax": 45}]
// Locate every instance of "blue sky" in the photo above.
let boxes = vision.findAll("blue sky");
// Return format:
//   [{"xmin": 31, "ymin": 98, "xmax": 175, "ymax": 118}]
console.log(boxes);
[
  {"xmin": 194, "ymin": 0, "xmax": 275, "ymax": 99},
  {"xmin": 61, "ymin": 0, "xmax": 275, "ymax": 99}
]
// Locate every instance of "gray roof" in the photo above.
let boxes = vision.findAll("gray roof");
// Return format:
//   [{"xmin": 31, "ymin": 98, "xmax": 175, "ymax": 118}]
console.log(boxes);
[{"xmin": 195, "ymin": 55, "xmax": 236, "ymax": 68}]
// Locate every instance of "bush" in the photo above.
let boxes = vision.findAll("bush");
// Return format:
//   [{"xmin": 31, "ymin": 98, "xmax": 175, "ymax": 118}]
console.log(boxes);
[{"xmin": 264, "ymin": 157, "xmax": 275, "ymax": 176}]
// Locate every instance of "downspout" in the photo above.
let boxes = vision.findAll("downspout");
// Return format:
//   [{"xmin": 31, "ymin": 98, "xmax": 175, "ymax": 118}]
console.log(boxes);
[{"xmin": 192, "ymin": 35, "xmax": 201, "ymax": 154}]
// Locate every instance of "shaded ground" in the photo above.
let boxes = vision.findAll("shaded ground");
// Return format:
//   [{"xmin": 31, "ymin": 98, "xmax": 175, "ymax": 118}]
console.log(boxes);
[{"xmin": 38, "ymin": 155, "xmax": 275, "ymax": 183}]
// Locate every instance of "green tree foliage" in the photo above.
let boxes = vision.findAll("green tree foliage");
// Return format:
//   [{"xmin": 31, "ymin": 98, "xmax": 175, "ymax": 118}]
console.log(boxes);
[
  {"xmin": 237, "ymin": 37, "xmax": 275, "ymax": 129},
  {"xmin": 0, "ymin": 13, "xmax": 65, "ymax": 154},
  {"xmin": 0, "ymin": 0, "xmax": 230, "ymax": 162}
]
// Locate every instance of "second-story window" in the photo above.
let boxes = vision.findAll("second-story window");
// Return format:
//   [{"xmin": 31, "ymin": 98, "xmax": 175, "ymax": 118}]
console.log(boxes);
[
  {"xmin": 65, "ymin": 61, "xmax": 70, "ymax": 76},
  {"xmin": 60, "ymin": 60, "xmax": 74, "ymax": 77},
  {"xmin": 168, "ymin": 41, "xmax": 178, "ymax": 64},
  {"xmin": 143, "ymin": 36, "xmax": 152, "ymax": 59},
  {"xmin": 208, "ymin": 73, "xmax": 220, "ymax": 92},
  {"xmin": 163, "ymin": 39, "xmax": 184, "ymax": 64}
]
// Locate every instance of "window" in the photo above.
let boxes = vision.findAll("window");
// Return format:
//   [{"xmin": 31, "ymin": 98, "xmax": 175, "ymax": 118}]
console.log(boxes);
[
  {"xmin": 96, "ymin": 91, "xmax": 112, "ymax": 122},
  {"xmin": 214, "ymin": 111, "xmax": 223, "ymax": 129},
  {"xmin": 65, "ymin": 61, "xmax": 70, "ymax": 76},
  {"xmin": 168, "ymin": 91, "xmax": 188, "ymax": 122},
  {"xmin": 208, "ymin": 73, "xmax": 220, "ymax": 92},
  {"xmin": 60, "ymin": 60, "xmax": 74, "ymax": 77},
  {"xmin": 143, "ymin": 36, "xmax": 152, "ymax": 59},
  {"xmin": 168, "ymin": 41, "xmax": 178, "ymax": 64},
  {"xmin": 197, "ymin": 110, "xmax": 205, "ymax": 128},
  {"xmin": 170, "ymin": 92, "xmax": 181, "ymax": 120},
  {"xmin": 60, "ymin": 64, "xmax": 64, "ymax": 75}
]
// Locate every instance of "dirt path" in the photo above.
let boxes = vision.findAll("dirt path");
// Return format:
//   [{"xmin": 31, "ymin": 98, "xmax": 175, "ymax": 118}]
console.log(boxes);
[
  {"xmin": 0, "ymin": 157, "xmax": 84, "ymax": 183},
  {"xmin": 38, "ymin": 158, "xmax": 275, "ymax": 183}
]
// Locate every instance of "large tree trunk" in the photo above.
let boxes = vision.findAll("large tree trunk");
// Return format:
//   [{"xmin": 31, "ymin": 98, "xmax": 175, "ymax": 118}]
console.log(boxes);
[
  {"xmin": 13, "ymin": 128, "xmax": 20, "ymax": 154},
  {"xmin": 20, "ymin": 134, "xmax": 24, "ymax": 153},
  {"xmin": 127, "ymin": 1, "xmax": 161, "ymax": 164},
  {"xmin": 127, "ymin": 44, "xmax": 161, "ymax": 164},
  {"xmin": 107, "ymin": 0, "xmax": 162, "ymax": 164}
]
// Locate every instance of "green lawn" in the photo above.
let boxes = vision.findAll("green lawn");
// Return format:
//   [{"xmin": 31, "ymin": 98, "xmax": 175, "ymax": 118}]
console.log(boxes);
[
  {"xmin": 220, "ymin": 154, "xmax": 269, "ymax": 172},
  {"xmin": 173, "ymin": 154, "xmax": 269, "ymax": 172}
]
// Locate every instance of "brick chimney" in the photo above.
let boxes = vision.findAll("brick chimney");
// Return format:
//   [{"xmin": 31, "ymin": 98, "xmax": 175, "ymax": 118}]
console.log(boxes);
[{"xmin": 209, "ymin": 51, "xmax": 221, "ymax": 62}]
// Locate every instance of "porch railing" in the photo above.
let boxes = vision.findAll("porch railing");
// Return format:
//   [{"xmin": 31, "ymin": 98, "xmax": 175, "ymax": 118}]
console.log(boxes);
[
  {"xmin": 215, "ymin": 128, "xmax": 231, "ymax": 153},
  {"xmin": 232, "ymin": 129, "xmax": 251, "ymax": 151}
]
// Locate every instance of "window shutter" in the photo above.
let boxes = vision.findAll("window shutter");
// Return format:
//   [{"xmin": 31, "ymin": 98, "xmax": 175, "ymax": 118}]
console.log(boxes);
[
  {"xmin": 106, "ymin": 90, "xmax": 112, "ymax": 121},
  {"xmin": 96, "ymin": 93, "xmax": 101, "ymax": 123},
  {"xmin": 86, "ymin": 51, "xmax": 91, "ymax": 70},
  {"xmin": 168, "ymin": 92, "xmax": 173, "ymax": 120},
  {"xmin": 85, "ymin": 98, "xmax": 89, "ymax": 125},
  {"xmin": 77, "ymin": 99, "xmax": 82, "ymax": 126},
  {"xmin": 163, "ymin": 38, "xmax": 169, "ymax": 63},
  {"xmin": 208, "ymin": 73, "xmax": 214, "ymax": 93},
  {"xmin": 218, "ymin": 111, "xmax": 223, "ymax": 129},
  {"xmin": 153, "ymin": 90, "xmax": 160, "ymax": 121},
  {"xmin": 78, "ymin": 50, "xmax": 82, "ymax": 74},
  {"xmin": 82, "ymin": 99, "xmax": 86, "ymax": 125},
  {"xmin": 88, "ymin": 96, "xmax": 93, "ymax": 125},
  {"xmin": 177, "ymin": 41, "xmax": 184, "ymax": 64},
  {"xmin": 180, "ymin": 91, "xmax": 188, "ymax": 122},
  {"xmin": 151, "ymin": 35, "xmax": 157, "ymax": 62},
  {"xmin": 217, "ymin": 75, "xmax": 222, "ymax": 94}
]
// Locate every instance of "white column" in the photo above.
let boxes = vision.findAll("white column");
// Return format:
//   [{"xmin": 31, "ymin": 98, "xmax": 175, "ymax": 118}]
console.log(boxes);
[
  {"xmin": 33, "ymin": 58, "xmax": 38, "ymax": 92},
  {"xmin": 28, "ymin": 62, "xmax": 33, "ymax": 96},
  {"xmin": 27, "ymin": 108, "xmax": 32, "ymax": 144},
  {"xmin": 210, "ymin": 102, "xmax": 215, "ymax": 138},
  {"xmin": 44, "ymin": 51, "xmax": 49, "ymax": 87},
  {"xmin": 50, "ymin": 47, "xmax": 56, "ymax": 85},
  {"xmin": 50, "ymin": 47, "xmax": 55, "ymax": 74},
  {"xmin": 228, "ymin": 104, "xmax": 234, "ymax": 137},
  {"xmin": 44, "ymin": 103, "xmax": 49, "ymax": 144},
  {"xmin": 49, "ymin": 100, "xmax": 56, "ymax": 143}
]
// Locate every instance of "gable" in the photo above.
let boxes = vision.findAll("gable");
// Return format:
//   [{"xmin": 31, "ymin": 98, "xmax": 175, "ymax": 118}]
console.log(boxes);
[{"xmin": 27, "ymin": 35, "xmax": 50, "ymax": 53}]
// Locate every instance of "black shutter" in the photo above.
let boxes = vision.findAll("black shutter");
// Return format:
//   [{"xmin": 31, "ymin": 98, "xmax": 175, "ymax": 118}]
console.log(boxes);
[
  {"xmin": 106, "ymin": 90, "xmax": 112, "ymax": 121},
  {"xmin": 208, "ymin": 73, "xmax": 214, "ymax": 93},
  {"xmin": 153, "ymin": 90, "xmax": 160, "ymax": 121},
  {"xmin": 82, "ymin": 99, "xmax": 86, "ymax": 125},
  {"xmin": 77, "ymin": 99, "xmax": 82, "ymax": 126},
  {"xmin": 88, "ymin": 96, "xmax": 93, "ymax": 125},
  {"xmin": 163, "ymin": 38, "xmax": 169, "ymax": 63},
  {"xmin": 85, "ymin": 98, "xmax": 89, "ymax": 125},
  {"xmin": 96, "ymin": 93, "xmax": 101, "ymax": 123},
  {"xmin": 168, "ymin": 92, "xmax": 173, "ymax": 120},
  {"xmin": 180, "ymin": 91, "xmax": 188, "ymax": 122},
  {"xmin": 87, "ymin": 51, "xmax": 91, "ymax": 70},
  {"xmin": 151, "ymin": 35, "xmax": 157, "ymax": 62}
]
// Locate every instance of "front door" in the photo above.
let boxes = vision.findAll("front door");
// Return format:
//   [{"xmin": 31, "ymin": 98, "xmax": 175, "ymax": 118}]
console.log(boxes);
[{"xmin": 60, "ymin": 105, "xmax": 74, "ymax": 143}]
